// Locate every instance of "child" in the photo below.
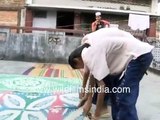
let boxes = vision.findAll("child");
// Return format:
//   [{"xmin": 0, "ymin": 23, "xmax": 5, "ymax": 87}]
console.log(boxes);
[{"xmin": 91, "ymin": 12, "xmax": 110, "ymax": 32}]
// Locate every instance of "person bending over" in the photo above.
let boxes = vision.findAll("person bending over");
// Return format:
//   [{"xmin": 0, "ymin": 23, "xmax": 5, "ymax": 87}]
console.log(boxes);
[{"xmin": 68, "ymin": 27, "xmax": 153, "ymax": 120}]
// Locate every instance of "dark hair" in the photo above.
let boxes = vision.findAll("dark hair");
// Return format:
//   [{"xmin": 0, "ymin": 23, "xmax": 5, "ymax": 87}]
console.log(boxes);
[{"xmin": 68, "ymin": 43, "xmax": 90, "ymax": 69}]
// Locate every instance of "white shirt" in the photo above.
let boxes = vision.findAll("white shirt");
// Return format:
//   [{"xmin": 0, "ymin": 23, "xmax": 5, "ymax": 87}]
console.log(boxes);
[{"xmin": 81, "ymin": 28, "xmax": 154, "ymax": 81}]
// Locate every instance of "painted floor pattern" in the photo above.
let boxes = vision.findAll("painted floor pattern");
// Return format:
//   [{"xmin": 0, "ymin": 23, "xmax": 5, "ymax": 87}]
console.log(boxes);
[
  {"xmin": 0, "ymin": 61, "xmax": 160, "ymax": 120},
  {"xmin": 22, "ymin": 63, "xmax": 83, "ymax": 79},
  {"xmin": 0, "ymin": 74, "xmax": 85, "ymax": 120}
]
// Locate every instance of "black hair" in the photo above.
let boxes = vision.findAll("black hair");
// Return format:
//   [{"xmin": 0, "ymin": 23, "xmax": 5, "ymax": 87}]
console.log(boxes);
[{"xmin": 68, "ymin": 43, "xmax": 90, "ymax": 69}]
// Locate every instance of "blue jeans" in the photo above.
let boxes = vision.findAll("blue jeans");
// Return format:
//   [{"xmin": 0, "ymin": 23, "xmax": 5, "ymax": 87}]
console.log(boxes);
[{"xmin": 93, "ymin": 52, "xmax": 153, "ymax": 120}]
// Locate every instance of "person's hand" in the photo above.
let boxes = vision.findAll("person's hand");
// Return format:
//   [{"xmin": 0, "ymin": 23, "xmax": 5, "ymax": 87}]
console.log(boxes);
[
  {"xmin": 79, "ymin": 91, "xmax": 85, "ymax": 99},
  {"xmin": 83, "ymin": 99, "xmax": 92, "ymax": 116},
  {"xmin": 94, "ymin": 21, "xmax": 98, "ymax": 25},
  {"xmin": 90, "ymin": 115, "xmax": 100, "ymax": 120},
  {"xmin": 93, "ymin": 20, "xmax": 99, "ymax": 26},
  {"xmin": 95, "ymin": 20, "xmax": 100, "ymax": 25},
  {"xmin": 93, "ymin": 110, "xmax": 101, "ymax": 119},
  {"xmin": 78, "ymin": 95, "xmax": 88, "ymax": 108}
]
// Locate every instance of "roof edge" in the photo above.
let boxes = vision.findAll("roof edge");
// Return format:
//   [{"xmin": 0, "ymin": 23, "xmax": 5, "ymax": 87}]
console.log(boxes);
[{"xmin": 26, "ymin": 4, "xmax": 160, "ymax": 17}]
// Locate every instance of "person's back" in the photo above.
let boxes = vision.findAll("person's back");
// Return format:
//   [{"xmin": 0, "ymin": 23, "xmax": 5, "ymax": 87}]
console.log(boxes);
[
  {"xmin": 83, "ymin": 27, "xmax": 152, "ymax": 53},
  {"xmin": 82, "ymin": 27, "xmax": 132, "ymax": 46},
  {"xmin": 82, "ymin": 27, "xmax": 154, "ymax": 79}
]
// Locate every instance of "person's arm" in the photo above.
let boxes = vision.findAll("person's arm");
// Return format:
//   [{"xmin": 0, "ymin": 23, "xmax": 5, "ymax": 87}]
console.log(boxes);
[
  {"xmin": 91, "ymin": 21, "xmax": 97, "ymax": 32},
  {"xmin": 86, "ymin": 74, "xmax": 95, "ymax": 98},
  {"xmin": 79, "ymin": 66, "xmax": 90, "ymax": 99},
  {"xmin": 102, "ymin": 20, "xmax": 110, "ymax": 28},
  {"xmin": 83, "ymin": 74, "xmax": 96, "ymax": 115},
  {"xmin": 78, "ymin": 69, "xmax": 92, "ymax": 108},
  {"xmin": 83, "ymin": 66, "xmax": 90, "ymax": 88}
]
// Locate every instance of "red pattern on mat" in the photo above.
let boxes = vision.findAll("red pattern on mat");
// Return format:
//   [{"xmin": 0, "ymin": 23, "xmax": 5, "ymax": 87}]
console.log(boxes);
[
  {"xmin": 44, "ymin": 68, "xmax": 54, "ymax": 77},
  {"xmin": 48, "ymin": 94, "xmax": 64, "ymax": 120}
]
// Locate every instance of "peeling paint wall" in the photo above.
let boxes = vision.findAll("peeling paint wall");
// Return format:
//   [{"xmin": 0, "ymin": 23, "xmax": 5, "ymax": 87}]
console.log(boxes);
[{"xmin": 0, "ymin": 29, "xmax": 82, "ymax": 63}]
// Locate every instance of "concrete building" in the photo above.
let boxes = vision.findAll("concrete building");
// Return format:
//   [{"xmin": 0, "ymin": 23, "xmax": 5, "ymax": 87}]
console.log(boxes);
[{"xmin": 25, "ymin": 0, "xmax": 160, "ymax": 37}]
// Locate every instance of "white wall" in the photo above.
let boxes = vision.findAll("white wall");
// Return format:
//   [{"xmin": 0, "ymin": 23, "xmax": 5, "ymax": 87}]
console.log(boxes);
[
  {"xmin": 151, "ymin": 0, "xmax": 159, "ymax": 14},
  {"xmin": 33, "ymin": 11, "xmax": 57, "ymax": 32},
  {"xmin": 29, "ymin": 0, "xmax": 151, "ymax": 13},
  {"xmin": 158, "ymin": 2, "xmax": 160, "ymax": 15}
]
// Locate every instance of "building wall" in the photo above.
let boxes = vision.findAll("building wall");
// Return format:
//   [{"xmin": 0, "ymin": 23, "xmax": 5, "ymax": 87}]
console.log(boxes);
[
  {"xmin": 151, "ymin": 0, "xmax": 159, "ymax": 14},
  {"xmin": 32, "ymin": 0, "xmax": 150, "ymax": 13},
  {"xmin": 25, "ymin": 9, "xmax": 33, "ymax": 32},
  {"xmin": 26, "ymin": 0, "xmax": 158, "ymax": 37},
  {"xmin": 158, "ymin": 2, "xmax": 160, "ymax": 15},
  {"xmin": 0, "ymin": 0, "xmax": 25, "ymax": 6},
  {"xmin": 147, "ymin": 18, "xmax": 157, "ymax": 37},
  {"xmin": 0, "ymin": 0, "xmax": 25, "ymax": 31},
  {"xmin": 20, "ymin": 9, "xmax": 26, "ymax": 27},
  {"xmin": 32, "ymin": 11, "xmax": 57, "ymax": 32},
  {"xmin": 0, "ymin": 30, "xmax": 81, "ymax": 63},
  {"xmin": 83, "ymin": 0, "xmax": 151, "ymax": 6},
  {"xmin": 0, "ymin": 11, "xmax": 18, "ymax": 26}
]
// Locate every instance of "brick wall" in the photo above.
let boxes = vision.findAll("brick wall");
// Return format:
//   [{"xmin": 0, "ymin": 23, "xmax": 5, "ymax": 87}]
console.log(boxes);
[
  {"xmin": 0, "ymin": 11, "xmax": 18, "ymax": 26},
  {"xmin": 147, "ymin": 18, "xmax": 157, "ymax": 37},
  {"xmin": 25, "ymin": 9, "xmax": 33, "ymax": 32},
  {"xmin": 0, "ymin": 0, "xmax": 25, "ymax": 6},
  {"xmin": 0, "ymin": 0, "xmax": 25, "ymax": 29}
]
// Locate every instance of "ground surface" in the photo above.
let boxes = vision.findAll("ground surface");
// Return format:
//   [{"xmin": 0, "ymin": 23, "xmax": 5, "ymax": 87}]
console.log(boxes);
[{"xmin": 0, "ymin": 60, "xmax": 160, "ymax": 120}]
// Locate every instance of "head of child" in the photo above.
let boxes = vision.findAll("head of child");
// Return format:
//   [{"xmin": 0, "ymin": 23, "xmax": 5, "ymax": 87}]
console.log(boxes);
[
  {"xmin": 68, "ymin": 43, "xmax": 90, "ymax": 69},
  {"xmin": 95, "ymin": 12, "xmax": 102, "ymax": 22}
]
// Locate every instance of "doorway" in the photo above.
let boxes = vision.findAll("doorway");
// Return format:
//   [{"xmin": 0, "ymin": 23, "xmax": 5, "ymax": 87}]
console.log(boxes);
[{"xmin": 57, "ymin": 11, "xmax": 74, "ymax": 30}]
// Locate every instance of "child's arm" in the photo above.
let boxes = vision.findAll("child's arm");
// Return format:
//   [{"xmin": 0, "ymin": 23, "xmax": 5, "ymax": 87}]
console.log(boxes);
[{"xmin": 102, "ymin": 20, "xmax": 110, "ymax": 28}]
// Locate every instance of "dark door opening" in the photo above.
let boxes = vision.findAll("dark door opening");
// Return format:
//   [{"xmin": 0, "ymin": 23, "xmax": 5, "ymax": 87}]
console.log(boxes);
[{"xmin": 57, "ymin": 11, "xmax": 74, "ymax": 35}]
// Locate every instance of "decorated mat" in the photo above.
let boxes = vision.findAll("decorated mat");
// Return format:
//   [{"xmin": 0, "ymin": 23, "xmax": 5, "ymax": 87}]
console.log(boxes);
[
  {"xmin": 22, "ymin": 63, "xmax": 83, "ymax": 79},
  {"xmin": 0, "ymin": 74, "xmax": 85, "ymax": 120}
]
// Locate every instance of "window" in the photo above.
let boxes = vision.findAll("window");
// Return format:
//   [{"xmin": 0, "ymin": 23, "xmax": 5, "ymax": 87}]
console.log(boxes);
[{"xmin": 34, "ymin": 11, "xmax": 47, "ymax": 18}]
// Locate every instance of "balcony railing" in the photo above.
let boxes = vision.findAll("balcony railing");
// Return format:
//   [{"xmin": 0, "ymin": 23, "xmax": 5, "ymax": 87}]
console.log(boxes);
[{"xmin": 0, "ymin": 25, "xmax": 89, "ymax": 36}]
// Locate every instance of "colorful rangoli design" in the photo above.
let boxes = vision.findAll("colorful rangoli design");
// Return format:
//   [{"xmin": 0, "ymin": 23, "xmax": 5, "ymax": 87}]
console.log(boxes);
[{"xmin": 0, "ymin": 74, "xmax": 85, "ymax": 120}]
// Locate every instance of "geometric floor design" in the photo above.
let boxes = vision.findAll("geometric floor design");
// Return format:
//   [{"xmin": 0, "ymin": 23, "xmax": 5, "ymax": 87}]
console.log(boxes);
[
  {"xmin": 0, "ymin": 73, "xmax": 84, "ymax": 120},
  {"xmin": 1, "ymin": 61, "xmax": 160, "ymax": 120},
  {"xmin": 22, "ymin": 63, "xmax": 83, "ymax": 79},
  {"xmin": 0, "ymin": 74, "xmax": 81, "ymax": 93}
]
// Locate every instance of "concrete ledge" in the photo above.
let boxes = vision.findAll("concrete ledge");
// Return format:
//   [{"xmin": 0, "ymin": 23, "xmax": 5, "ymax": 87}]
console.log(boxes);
[{"xmin": 148, "ymin": 67, "xmax": 160, "ymax": 75}]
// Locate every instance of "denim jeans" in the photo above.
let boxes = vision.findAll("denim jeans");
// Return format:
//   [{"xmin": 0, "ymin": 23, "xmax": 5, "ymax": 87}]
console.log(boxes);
[{"xmin": 93, "ymin": 52, "xmax": 153, "ymax": 120}]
